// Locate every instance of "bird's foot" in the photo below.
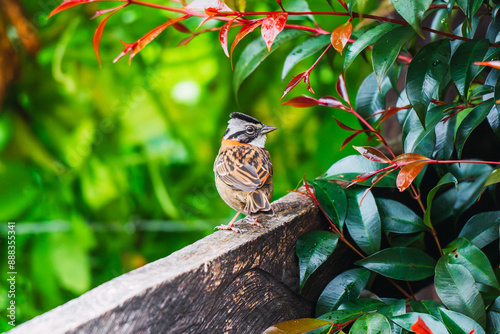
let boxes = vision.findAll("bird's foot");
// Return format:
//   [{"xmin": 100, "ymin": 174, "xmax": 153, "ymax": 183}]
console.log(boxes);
[
  {"xmin": 214, "ymin": 224, "xmax": 242, "ymax": 233},
  {"xmin": 244, "ymin": 216, "xmax": 263, "ymax": 227}
]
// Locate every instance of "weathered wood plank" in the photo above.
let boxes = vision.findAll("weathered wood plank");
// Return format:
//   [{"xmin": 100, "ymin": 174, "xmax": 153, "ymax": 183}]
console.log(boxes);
[{"xmin": 9, "ymin": 191, "xmax": 351, "ymax": 334}]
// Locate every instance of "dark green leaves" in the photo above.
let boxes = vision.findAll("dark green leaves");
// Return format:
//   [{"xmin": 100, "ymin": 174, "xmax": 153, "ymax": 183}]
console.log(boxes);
[
  {"xmin": 376, "ymin": 198, "xmax": 426, "ymax": 233},
  {"xmin": 350, "ymin": 313, "xmax": 392, "ymax": 333},
  {"xmin": 325, "ymin": 155, "xmax": 396, "ymax": 187},
  {"xmin": 372, "ymin": 26, "xmax": 415, "ymax": 87},
  {"xmin": 234, "ymin": 30, "xmax": 304, "ymax": 94},
  {"xmin": 459, "ymin": 211, "xmax": 500, "ymax": 248},
  {"xmin": 450, "ymin": 39, "xmax": 489, "ymax": 100},
  {"xmin": 455, "ymin": 99, "xmax": 495, "ymax": 158},
  {"xmin": 311, "ymin": 179, "xmax": 347, "ymax": 230},
  {"xmin": 344, "ymin": 23, "xmax": 398, "ymax": 72},
  {"xmin": 423, "ymin": 173, "xmax": 458, "ymax": 228},
  {"xmin": 316, "ymin": 268, "xmax": 370, "ymax": 316},
  {"xmin": 345, "ymin": 188, "xmax": 381, "ymax": 255},
  {"xmin": 282, "ymin": 35, "xmax": 330, "ymax": 80},
  {"xmin": 406, "ymin": 39, "xmax": 451, "ymax": 126},
  {"xmin": 435, "ymin": 259, "xmax": 487, "ymax": 327},
  {"xmin": 296, "ymin": 231, "xmax": 339, "ymax": 291},
  {"xmin": 390, "ymin": 0, "xmax": 432, "ymax": 37},
  {"xmin": 355, "ymin": 247, "xmax": 436, "ymax": 281}
]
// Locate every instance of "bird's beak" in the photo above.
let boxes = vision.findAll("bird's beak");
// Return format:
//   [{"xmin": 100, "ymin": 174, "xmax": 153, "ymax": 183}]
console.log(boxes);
[{"xmin": 261, "ymin": 125, "xmax": 277, "ymax": 134}]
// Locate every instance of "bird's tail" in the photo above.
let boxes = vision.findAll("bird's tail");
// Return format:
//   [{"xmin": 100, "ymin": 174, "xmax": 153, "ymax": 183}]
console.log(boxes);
[{"xmin": 245, "ymin": 191, "xmax": 274, "ymax": 216}]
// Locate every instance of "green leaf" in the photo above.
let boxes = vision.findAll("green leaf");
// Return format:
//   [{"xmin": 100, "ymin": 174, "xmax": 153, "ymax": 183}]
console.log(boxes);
[
  {"xmin": 344, "ymin": 23, "xmax": 398, "ymax": 73},
  {"xmin": 439, "ymin": 308, "xmax": 486, "ymax": 334},
  {"xmin": 410, "ymin": 300, "xmax": 445, "ymax": 319},
  {"xmin": 455, "ymin": 99, "xmax": 495, "ymax": 158},
  {"xmin": 355, "ymin": 73, "xmax": 393, "ymax": 125},
  {"xmin": 345, "ymin": 188, "xmax": 381, "ymax": 255},
  {"xmin": 262, "ymin": 318, "xmax": 333, "ymax": 334},
  {"xmin": 481, "ymin": 168, "xmax": 500, "ymax": 196},
  {"xmin": 372, "ymin": 26, "xmax": 415, "ymax": 88},
  {"xmin": 316, "ymin": 268, "xmax": 371, "ymax": 316},
  {"xmin": 450, "ymin": 39, "xmax": 489, "ymax": 100},
  {"xmin": 378, "ymin": 299, "xmax": 406, "ymax": 334},
  {"xmin": 296, "ymin": 231, "xmax": 339, "ymax": 291},
  {"xmin": 376, "ymin": 198, "xmax": 426, "ymax": 233},
  {"xmin": 282, "ymin": 35, "xmax": 330, "ymax": 80},
  {"xmin": 355, "ymin": 247, "xmax": 436, "ymax": 281},
  {"xmin": 339, "ymin": 298, "xmax": 387, "ymax": 312},
  {"xmin": 324, "ymin": 155, "xmax": 396, "ymax": 188},
  {"xmin": 349, "ymin": 313, "xmax": 392, "ymax": 334},
  {"xmin": 488, "ymin": 296, "xmax": 500, "ymax": 333},
  {"xmin": 423, "ymin": 173, "xmax": 458, "ymax": 228},
  {"xmin": 402, "ymin": 109, "xmax": 436, "ymax": 157},
  {"xmin": 459, "ymin": 211, "xmax": 500, "ymax": 248},
  {"xmin": 435, "ymin": 260, "xmax": 486, "ymax": 327},
  {"xmin": 234, "ymin": 29, "xmax": 305, "ymax": 94},
  {"xmin": 443, "ymin": 238, "xmax": 500, "ymax": 289},
  {"xmin": 406, "ymin": 39, "xmax": 451, "ymax": 126},
  {"xmin": 432, "ymin": 163, "xmax": 493, "ymax": 223},
  {"xmin": 390, "ymin": 0, "xmax": 432, "ymax": 37},
  {"xmin": 391, "ymin": 312, "xmax": 449, "ymax": 334},
  {"xmin": 319, "ymin": 309, "xmax": 365, "ymax": 324},
  {"xmin": 311, "ymin": 179, "xmax": 347, "ymax": 230}
]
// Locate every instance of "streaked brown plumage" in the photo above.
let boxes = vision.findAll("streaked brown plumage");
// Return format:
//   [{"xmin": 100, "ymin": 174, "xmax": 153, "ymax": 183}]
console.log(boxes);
[{"xmin": 214, "ymin": 112, "xmax": 276, "ymax": 232}]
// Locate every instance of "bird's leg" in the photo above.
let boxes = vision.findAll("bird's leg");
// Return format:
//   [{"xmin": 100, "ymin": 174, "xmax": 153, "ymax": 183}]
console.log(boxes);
[
  {"xmin": 244, "ymin": 215, "xmax": 263, "ymax": 227},
  {"xmin": 215, "ymin": 209, "xmax": 243, "ymax": 233}
]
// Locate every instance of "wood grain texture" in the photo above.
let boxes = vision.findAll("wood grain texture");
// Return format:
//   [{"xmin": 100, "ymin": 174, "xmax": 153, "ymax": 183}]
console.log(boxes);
[{"xmin": 9, "ymin": 191, "xmax": 352, "ymax": 334}]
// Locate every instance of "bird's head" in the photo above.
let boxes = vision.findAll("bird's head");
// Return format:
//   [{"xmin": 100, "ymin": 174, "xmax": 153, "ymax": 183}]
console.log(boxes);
[{"xmin": 222, "ymin": 112, "xmax": 277, "ymax": 148}]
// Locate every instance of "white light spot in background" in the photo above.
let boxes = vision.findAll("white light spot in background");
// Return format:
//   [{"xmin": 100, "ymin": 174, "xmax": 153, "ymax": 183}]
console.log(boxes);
[{"xmin": 171, "ymin": 81, "xmax": 201, "ymax": 105}]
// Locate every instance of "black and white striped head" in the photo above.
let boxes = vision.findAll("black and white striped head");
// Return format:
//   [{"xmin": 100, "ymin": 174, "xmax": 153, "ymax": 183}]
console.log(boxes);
[{"xmin": 223, "ymin": 112, "xmax": 277, "ymax": 148}]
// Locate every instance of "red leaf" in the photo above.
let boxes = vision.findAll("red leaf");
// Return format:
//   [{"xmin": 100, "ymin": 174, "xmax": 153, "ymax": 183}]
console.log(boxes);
[
  {"xmin": 474, "ymin": 61, "xmax": 500, "ymax": 69},
  {"xmin": 114, "ymin": 16, "xmax": 186, "ymax": 64},
  {"xmin": 334, "ymin": 118, "xmax": 357, "ymax": 131},
  {"xmin": 336, "ymin": 74, "xmax": 350, "ymax": 104},
  {"xmin": 371, "ymin": 105, "xmax": 410, "ymax": 125},
  {"xmin": 49, "ymin": 0, "xmax": 117, "ymax": 18},
  {"xmin": 353, "ymin": 170, "xmax": 380, "ymax": 183},
  {"xmin": 318, "ymin": 96, "xmax": 345, "ymax": 108},
  {"xmin": 185, "ymin": 0, "xmax": 233, "ymax": 13},
  {"xmin": 91, "ymin": 3, "xmax": 127, "ymax": 19},
  {"xmin": 469, "ymin": 330, "xmax": 475, "ymax": 334},
  {"xmin": 281, "ymin": 71, "xmax": 313, "ymax": 99},
  {"xmin": 219, "ymin": 17, "xmax": 236, "ymax": 57},
  {"xmin": 282, "ymin": 95, "xmax": 320, "ymax": 108},
  {"xmin": 331, "ymin": 21, "xmax": 352, "ymax": 54},
  {"xmin": 341, "ymin": 131, "xmax": 363, "ymax": 150},
  {"xmin": 173, "ymin": 22, "xmax": 192, "ymax": 33},
  {"xmin": 353, "ymin": 146, "xmax": 392, "ymax": 163},
  {"xmin": 397, "ymin": 161, "xmax": 429, "ymax": 192},
  {"xmin": 230, "ymin": 20, "xmax": 263, "ymax": 67},
  {"xmin": 394, "ymin": 153, "xmax": 429, "ymax": 164},
  {"xmin": 178, "ymin": 35, "xmax": 196, "ymax": 47},
  {"xmin": 93, "ymin": 8, "xmax": 123, "ymax": 66},
  {"xmin": 261, "ymin": 12, "xmax": 288, "ymax": 51},
  {"xmin": 410, "ymin": 317, "xmax": 434, "ymax": 334}
]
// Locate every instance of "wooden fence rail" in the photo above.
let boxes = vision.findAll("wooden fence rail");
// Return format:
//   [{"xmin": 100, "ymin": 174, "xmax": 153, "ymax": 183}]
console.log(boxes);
[{"xmin": 8, "ymin": 191, "xmax": 352, "ymax": 334}]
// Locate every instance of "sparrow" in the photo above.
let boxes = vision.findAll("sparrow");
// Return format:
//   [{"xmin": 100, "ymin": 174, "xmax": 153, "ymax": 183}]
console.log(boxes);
[{"xmin": 214, "ymin": 112, "xmax": 277, "ymax": 232}]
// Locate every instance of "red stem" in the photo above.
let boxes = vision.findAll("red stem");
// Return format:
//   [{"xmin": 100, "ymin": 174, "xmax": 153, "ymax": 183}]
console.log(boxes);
[
  {"xmin": 126, "ymin": 1, "xmax": 500, "ymax": 48},
  {"xmin": 349, "ymin": 108, "xmax": 396, "ymax": 159}
]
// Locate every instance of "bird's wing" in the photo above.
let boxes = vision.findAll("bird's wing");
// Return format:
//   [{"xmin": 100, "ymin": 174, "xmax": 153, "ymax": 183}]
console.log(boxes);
[
  {"xmin": 215, "ymin": 147, "xmax": 272, "ymax": 192},
  {"xmin": 215, "ymin": 159, "xmax": 262, "ymax": 192}
]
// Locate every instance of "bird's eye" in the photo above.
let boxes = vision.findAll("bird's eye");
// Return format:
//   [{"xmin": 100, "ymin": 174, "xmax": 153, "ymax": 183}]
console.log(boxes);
[{"xmin": 245, "ymin": 126, "xmax": 255, "ymax": 134}]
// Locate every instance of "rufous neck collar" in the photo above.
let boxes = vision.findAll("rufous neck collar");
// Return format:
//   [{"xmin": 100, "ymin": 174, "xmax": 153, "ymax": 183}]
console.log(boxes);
[{"xmin": 221, "ymin": 139, "xmax": 249, "ymax": 147}]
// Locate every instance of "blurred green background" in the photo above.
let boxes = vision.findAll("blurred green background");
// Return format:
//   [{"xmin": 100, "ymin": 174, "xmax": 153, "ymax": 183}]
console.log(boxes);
[{"xmin": 0, "ymin": 0, "xmax": 375, "ymax": 329}]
